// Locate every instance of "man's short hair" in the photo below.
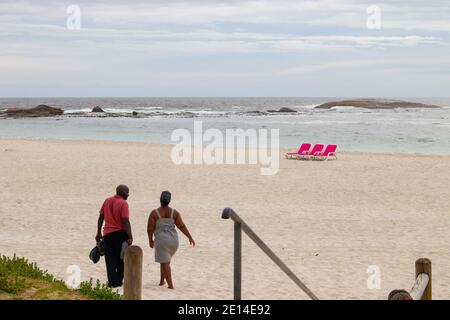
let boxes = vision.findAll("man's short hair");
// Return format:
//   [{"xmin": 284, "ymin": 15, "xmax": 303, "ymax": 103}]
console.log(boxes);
[{"xmin": 116, "ymin": 185, "xmax": 129, "ymax": 195}]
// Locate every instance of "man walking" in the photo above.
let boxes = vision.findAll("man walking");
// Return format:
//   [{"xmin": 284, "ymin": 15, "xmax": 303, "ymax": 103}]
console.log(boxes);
[{"xmin": 96, "ymin": 185, "xmax": 133, "ymax": 288}]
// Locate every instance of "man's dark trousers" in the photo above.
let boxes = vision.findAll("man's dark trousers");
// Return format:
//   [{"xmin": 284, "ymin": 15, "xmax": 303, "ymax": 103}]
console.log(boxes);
[{"xmin": 103, "ymin": 230, "xmax": 128, "ymax": 288}]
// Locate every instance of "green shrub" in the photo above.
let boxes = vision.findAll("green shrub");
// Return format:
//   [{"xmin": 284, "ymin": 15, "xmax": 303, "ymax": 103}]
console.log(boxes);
[
  {"xmin": 0, "ymin": 254, "xmax": 122, "ymax": 300},
  {"xmin": 0, "ymin": 254, "xmax": 41, "ymax": 294},
  {"xmin": 0, "ymin": 254, "xmax": 55, "ymax": 282},
  {"xmin": 0, "ymin": 274, "xmax": 27, "ymax": 294},
  {"xmin": 78, "ymin": 279, "xmax": 121, "ymax": 300}
]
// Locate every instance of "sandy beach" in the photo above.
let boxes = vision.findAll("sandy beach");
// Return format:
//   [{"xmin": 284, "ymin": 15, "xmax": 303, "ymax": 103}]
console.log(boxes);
[{"xmin": 1, "ymin": 138, "xmax": 450, "ymax": 300}]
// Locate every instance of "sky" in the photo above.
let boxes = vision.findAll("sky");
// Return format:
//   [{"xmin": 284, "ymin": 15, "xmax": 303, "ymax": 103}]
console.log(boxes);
[{"xmin": 1, "ymin": 0, "xmax": 450, "ymax": 97}]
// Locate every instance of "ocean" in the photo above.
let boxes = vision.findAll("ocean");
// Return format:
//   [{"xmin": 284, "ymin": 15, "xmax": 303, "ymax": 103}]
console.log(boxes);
[{"xmin": 1, "ymin": 97, "xmax": 450, "ymax": 154}]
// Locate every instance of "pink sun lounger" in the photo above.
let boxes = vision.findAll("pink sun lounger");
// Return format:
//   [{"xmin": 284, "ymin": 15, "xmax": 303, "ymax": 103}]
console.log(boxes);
[
  {"xmin": 285, "ymin": 143, "xmax": 311, "ymax": 159},
  {"xmin": 313, "ymin": 144, "xmax": 337, "ymax": 161},
  {"xmin": 300, "ymin": 144, "xmax": 324, "ymax": 160}
]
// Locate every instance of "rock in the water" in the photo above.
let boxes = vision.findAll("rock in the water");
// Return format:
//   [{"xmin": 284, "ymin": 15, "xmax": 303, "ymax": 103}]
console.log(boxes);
[
  {"xmin": 243, "ymin": 110, "xmax": 268, "ymax": 115},
  {"xmin": 280, "ymin": 107, "xmax": 297, "ymax": 113},
  {"xmin": 268, "ymin": 107, "xmax": 297, "ymax": 113},
  {"xmin": 2, "ymin": 105, "xmax": 64, "ymax": 118},
  {"xmin": 91, "ymin": 106, "xmax": 104, "ymax": 113},
  {"xmin": 132, "ymin": 111, "xmax": 138, "ymax": 116},
  {"xmin": 315, "ymin": 99, "xmax": 440, "ymax": 109}
]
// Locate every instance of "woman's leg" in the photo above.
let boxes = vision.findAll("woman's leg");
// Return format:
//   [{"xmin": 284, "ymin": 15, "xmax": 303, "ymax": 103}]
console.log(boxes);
[
  {"xmin": 159, "ymin": 264, "xmax": 165, "ymax": 286},
  {"xmin": 161, "ymin": 263, "xmax": 174, "ymax": 289}
]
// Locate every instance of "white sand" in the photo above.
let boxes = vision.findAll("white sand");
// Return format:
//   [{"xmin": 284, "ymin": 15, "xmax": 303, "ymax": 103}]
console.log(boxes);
[{"xmin": 1, "ymin": 138, "xmax": 450, "ymax": 300}]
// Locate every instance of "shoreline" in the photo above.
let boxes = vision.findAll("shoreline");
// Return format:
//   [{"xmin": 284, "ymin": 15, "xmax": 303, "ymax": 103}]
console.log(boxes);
[{"xmin": 2, "ymin": 137, "xmax": 450, "ymax": 158}]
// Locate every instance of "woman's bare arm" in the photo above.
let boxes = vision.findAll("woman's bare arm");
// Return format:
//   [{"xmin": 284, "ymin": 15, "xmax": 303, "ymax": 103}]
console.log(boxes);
[
  {"xmin": 147, "ymin": 211, "xmax": 156, "ymax": 248},
  {"xmin": 174, "ymin": 210, "xmax": 195, "ymax": 246}
]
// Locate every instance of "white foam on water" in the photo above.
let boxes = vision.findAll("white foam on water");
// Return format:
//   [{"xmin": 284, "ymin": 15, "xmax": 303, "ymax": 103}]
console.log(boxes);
[
  {"xmin": 135, "ymin": 106, "xmax": 163, "ymax": 110},
  {"xmin": 103, "ymin": 108, "xmax": 134, "ymax": 113},
  {"xmin": 329, "ymin": 106, "xmax": 365, "ymax": 112},
  {"xmin": 134, "ymin": 107, "xmax": 163, "ymax": 112},
  {"xmin": 157, "ymin": 109, "xmax": 228, "ymax": 116},
  {"xmin": 193, "ymin": 110, "xmax": 228, "ymax": 115},
  {"xmin": 133, "ymin": 108, "xmax": 164, "ymax": 114},
  {"xmin": 63, "ymin": 108, "xmax": 92, "ymax": 114},
  {"xmin": 297, "ymin": 104, "xmax": 320, "ymax": 109}
]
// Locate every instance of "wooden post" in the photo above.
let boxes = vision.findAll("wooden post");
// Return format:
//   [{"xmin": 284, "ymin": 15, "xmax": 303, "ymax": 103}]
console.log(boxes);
[
  {"xmin": 221, "ymin": 207, "xmax": 318, "ymax": 300},
  {"xmin": 388, "ymin": 289, "xmax": 413, "ymax": 300},
  {"xmin": 123, "ymin": 245, "xmax": 143, "ymax": 300},
  {"xmin": 415, "ymin": 258, "xmax": 432, "ymax": 300},
  {"xmin": 234, "ymin": 222, "xmax": 242, "ymax": 300}
]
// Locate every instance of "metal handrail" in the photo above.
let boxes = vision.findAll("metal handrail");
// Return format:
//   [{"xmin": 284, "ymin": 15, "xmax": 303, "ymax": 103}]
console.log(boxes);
[{"xmin": 222, "ymin": 207, "xmax": 319, "ymax": 300}]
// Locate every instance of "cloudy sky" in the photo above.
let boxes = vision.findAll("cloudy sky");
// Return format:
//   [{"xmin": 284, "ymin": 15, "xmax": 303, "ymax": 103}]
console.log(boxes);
[{"xmin": 1, "ymin": 0, "xmax": 449, "ymax": 97}]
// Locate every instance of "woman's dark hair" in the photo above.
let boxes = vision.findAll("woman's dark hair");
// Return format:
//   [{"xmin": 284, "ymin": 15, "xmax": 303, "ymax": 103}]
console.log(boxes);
[{"xmin": 160, "ymin": 191, "xmax": 171, "ymax": 206}]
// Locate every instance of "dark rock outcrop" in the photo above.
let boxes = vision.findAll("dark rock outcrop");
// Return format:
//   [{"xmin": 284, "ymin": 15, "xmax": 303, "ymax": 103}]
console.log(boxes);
[
  {"xmin": 267, "ymin": 107, "xmax": 297, "ymax": 113},
  {"xmin": 132, "ymin": 111, "xmax": 138, "ymax": 116},
  {"xmin": 242, "ymin": 110, "xmax": 268, "ymax": 116},
  {"xmin": 91, "ymin": 106, "xmax": 104, "ymax": 113},
  {"xmin": 315, "ymin": 99, "xmax": 440, "ymax": 110},
  {"xmin": 2, "ymin": 105, "xmax": 64, "ymax": 118}
]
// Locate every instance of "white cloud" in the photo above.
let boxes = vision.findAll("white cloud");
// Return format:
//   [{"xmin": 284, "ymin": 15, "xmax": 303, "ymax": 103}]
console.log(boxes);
[
  {"xmin": 0, "ymin": 0, "xmax": 447, "ymax": 57},
  {"xmin": 79, "ymin": 0, "xmax": 450, "ymax": 32},
  {"xmin": 0, "ymin": 20, "xmax": 443, "ymax": 57},
  {"xmin": 1, "ymin": 0, "xmax": 450, "ymax": 31},
  {"xmin": 279, "ymin": 58, "xmax": 450, "ymax": 76},
  {"xmin": 0, "ymin": 0, "xmax": 449, "ymax": 96}
]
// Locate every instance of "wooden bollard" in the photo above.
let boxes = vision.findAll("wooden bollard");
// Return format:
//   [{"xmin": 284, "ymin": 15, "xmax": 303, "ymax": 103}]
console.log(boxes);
[
  {"xmin": 234, "ymin": 222, "xmax": 242, "ymax": 301},
  {"xmin": 123, "ymin": 245, "xmax": 143, "ymax": 300},
  {"xmin": 415, "ymin": 258, "xmax": 432, "ymax": 300},
  {"xmin": 388, "ymin": 289, "xmax": 413, "ymax": 300}
]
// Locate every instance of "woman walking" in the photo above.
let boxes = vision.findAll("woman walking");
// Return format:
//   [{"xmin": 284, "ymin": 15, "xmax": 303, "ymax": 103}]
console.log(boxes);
[{"xmin": 147, "ymin": 191, "xmax": 195, "ymax": 289}]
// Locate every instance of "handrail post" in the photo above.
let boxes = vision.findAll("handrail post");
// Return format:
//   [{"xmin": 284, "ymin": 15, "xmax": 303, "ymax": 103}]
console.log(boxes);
[
  {"xmin": 123, "ymin": 245, "xmax": 143, "ymax": 300},
  {"xmin": 388, "ymin": 258, "xmax": 432, "ymax": 300},
  {"xmin": 234, "ymin": 222, "xmax": 242, "ymax": 300},
  {"xmin": 222, "ymin": 207, "xmax": 318, "ymax": 300},
  {"xmin": 415, "ymin": 258, "xmax": 432, "ymax": 300}
]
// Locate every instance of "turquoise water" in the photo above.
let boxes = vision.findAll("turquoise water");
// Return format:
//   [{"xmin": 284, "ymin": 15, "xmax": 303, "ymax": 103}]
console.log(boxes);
[{"xmin": 1, "ymin": 98, "xmax": 450, "ymax": 154}]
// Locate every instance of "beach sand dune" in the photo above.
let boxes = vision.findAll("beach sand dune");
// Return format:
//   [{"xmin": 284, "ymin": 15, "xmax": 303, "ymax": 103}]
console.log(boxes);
[{"xmin": 1, "ymin": 139, "xmax": 450, "ymax": 300}]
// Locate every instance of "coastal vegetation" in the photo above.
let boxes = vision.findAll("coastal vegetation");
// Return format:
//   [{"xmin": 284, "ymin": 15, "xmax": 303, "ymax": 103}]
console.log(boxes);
[{"xmin": 0, "ymin": 254, "xmax": 121, "ymax": 300}]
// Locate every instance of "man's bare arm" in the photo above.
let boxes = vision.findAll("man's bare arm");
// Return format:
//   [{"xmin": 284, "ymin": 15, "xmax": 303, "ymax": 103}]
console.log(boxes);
[
  {"xmin": 122, "ymin": 218, "xmax": 133, "ymax": 244},
  {"xmin": 96, "ymin": 214, "xmax": 104, "ymax": 241}
]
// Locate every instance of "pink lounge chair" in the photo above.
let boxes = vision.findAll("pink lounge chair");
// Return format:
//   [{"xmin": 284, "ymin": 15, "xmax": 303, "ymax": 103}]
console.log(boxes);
[
  {"xmin": 285, "ymin": 143, "xmax": 311, "ymax": 159},
  {"xmin": 300, "ymin": 144, "xmax": 324, "ymax": 160},
  {"xmin": 313, "ymin": 144, "xmax": 337, "ymax": 161}
]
